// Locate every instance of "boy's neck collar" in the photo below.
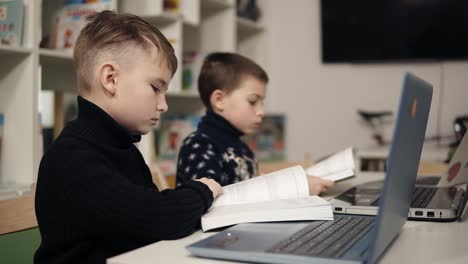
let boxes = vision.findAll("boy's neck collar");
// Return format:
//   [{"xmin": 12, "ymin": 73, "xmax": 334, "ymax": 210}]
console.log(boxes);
[
  {"xmin": 200, "ymin": 110, "xmax": 244, "ymax": 138},
  {"xmin": 76, "ymin": 96, "xmax": 141, "ymax": 146}
]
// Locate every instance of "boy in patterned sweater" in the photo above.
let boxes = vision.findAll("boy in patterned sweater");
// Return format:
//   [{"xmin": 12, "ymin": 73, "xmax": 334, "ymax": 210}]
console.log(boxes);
[{"xmin": 176, "ymin": 52, "xmax": 334, "ymax": 195}]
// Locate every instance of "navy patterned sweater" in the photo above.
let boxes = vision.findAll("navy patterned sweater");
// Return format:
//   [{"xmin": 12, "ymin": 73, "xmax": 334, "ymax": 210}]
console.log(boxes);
[{"xmin": 176, "ymin": 111, "xmax": 257, "ymax": 186}]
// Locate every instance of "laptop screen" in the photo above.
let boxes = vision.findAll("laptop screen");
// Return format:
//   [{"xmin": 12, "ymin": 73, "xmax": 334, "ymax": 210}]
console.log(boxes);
[
  {"xmin": 368, "ymin": 73, "xmax": 433, "ymax": 263},
  {"xmin": 438, "ymin": 133, "xmax": 468, "ymax": 187}
]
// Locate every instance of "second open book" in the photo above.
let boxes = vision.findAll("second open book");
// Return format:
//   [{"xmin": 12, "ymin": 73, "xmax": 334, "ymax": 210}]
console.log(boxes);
[
  {"xmin": 201, "ymin": 166, "xmax": 333, "ymax": 232},
  {"xmin": 306, "ymin": 147, "xmax": 356, "ymax": 182}
]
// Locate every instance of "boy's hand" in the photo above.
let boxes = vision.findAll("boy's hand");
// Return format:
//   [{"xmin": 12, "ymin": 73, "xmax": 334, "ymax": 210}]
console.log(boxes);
[
  {"xmin": 196, "ymin": 178, "xmax": 224, "ymax": 199},
  {"xmin": 306, "ymin": 175, "xmax": 335, "ymax": 195}
]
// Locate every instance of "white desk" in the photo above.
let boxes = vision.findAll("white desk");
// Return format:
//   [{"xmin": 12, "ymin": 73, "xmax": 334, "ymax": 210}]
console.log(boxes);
[{"xmin": 107, "ymin": 172, "xmax": 468, "ymax": 264}]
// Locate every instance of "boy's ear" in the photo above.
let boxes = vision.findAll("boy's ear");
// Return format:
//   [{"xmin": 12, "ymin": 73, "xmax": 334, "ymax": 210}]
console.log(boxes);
[
  {"xmin": 98, "ymin": 62, "xmax": 118, "ymax": 96},
  {"xmin": 210, "ymin": 89, "xmax": 226, "ymax": 112}
]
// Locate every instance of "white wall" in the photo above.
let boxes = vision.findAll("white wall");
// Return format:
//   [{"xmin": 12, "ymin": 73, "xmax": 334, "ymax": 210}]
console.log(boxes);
[{"xmin": 264, "ymin": 0, "xmax": 468, "ymax": 160}]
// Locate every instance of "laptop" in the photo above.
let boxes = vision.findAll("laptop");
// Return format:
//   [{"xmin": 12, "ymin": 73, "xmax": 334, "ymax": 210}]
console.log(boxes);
[
  {"xmin": 437, "ymin": 133, "xmax": 468, "ymax": 187},
  {"xmin": 187, "ymin": 72, "xmax": 432, "ymax": 264},
  {"xmin": 331, "ymin": 132, "xmax": 468, "ymax": 222}
]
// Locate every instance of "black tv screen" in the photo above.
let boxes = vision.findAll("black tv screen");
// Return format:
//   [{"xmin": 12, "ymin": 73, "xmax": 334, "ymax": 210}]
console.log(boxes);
[{"xmin": 321, "ymin": 0, "xmax": 468, "ymax": 63}]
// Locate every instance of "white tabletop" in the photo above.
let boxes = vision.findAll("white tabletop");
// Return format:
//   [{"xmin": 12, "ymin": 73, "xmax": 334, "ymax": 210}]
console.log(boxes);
[{"xmin": 107, "ymin": 172, "xmax": 468, "ymax": 264}]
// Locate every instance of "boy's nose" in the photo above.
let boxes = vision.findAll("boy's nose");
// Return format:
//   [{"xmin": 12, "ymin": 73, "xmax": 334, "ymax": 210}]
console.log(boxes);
[
  {"xmin": 257, "ymin": 109, "xmax": 265, "ymax": 118},
  {"xmin": 157, "ymin": 96, "xmax": 168, "ymax": 112},
  {"xmin": 257, "ymin": 108, "xmax": 265, "ymax": 118}
]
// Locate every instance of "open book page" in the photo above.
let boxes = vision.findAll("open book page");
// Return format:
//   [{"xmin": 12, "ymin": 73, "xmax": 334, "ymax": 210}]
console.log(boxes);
[
  {"xmin": 202, "ymin": 196, "xmax": 333, "ymax": 231},
  {"xmin": 306, "ymin": 147, "xmax": 355, "ymax": 182},
  {"xmin": 319, "ymin": 168, "xmax": 355, "ymax": 182},
  {"xmin": 213, "ymin": 165, "xmax": 309, "ymax": 207}
]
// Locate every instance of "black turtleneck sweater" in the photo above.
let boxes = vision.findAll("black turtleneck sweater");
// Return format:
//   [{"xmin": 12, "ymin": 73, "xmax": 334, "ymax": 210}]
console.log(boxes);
[
  {"xmin": 176, "ymin": 111, "xmax": 257, "ymax": 186},
  {"xmin": 34, "ymin": 97, "xmax": 213, "ymax": 264}
]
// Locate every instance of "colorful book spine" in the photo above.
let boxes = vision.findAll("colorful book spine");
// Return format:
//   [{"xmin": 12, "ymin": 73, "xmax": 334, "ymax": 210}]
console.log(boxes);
[{"xmin": 0, "ymin": 0, "xmax": 23, "ymax": 46}]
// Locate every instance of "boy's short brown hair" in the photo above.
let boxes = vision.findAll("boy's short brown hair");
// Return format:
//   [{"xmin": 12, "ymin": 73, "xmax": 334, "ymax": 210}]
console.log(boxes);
[
  {"xmin": 198, "ymin": 52, "xmax": 268, "ymax": 110},
  {"xmin": 73, "ymin": 10, "xmax": 178, "ymax": 91}
]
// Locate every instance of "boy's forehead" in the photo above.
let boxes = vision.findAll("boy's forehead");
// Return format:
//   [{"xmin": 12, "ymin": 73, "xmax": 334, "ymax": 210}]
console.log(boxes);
[
  {"xmin": 229, "ymin": 83, "xmax": 266, "ymax": 101},
  {"xmin": 132, "ymin": 44, "xmax": 161, "ymax": 64},
  {"xmin": 147, "ymin": 46, "xmax": 172, "ymax": 72},
  {"xmin": 237, "ymin": 76, "xmax": 267, "ymax": 92},
  {"xmin": 132, "ymin": 45, "xmax": 171, "ymax": 78}
]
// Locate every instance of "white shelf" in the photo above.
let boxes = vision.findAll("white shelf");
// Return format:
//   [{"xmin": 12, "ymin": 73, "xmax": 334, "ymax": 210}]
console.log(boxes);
[
  {"xmin": 183, "ymin": 17, "xmax": 200, "ymax": 28},
  {"xmin": 142, "ymin": 12, "xmax": 181, "ymax": 27},
  {"xmin": 201, "ymin": 0, "xmax": 233, "ymax": 14},
  {"xmin": 39, "ymin": 49, "xmax": 76, "ymax": 92},
  {"xmin": 39, "ymin": 49, "xmax": 73, "ymax": 66},
  {"xmin": 39, "ymin": 48, "xmax": 73, "ymax": 59},
  {"xmin": 237, "ymin": 17, "xmax": 264, "ymax": 38},
  {"xmin": 0, "ymin": 45, "xmax": 33, "ymax": 56},
  {"xmin": 181, "ymin": 0, "xmax": 200, "ymax": 26}
]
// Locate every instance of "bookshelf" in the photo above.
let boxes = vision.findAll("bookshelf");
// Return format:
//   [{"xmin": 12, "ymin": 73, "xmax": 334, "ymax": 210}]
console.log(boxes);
[
  {"xmin": 0, "ymin": 0, "xmax": 40, "ymax": 196},
  {"xmin": 0, "ymin": 0, "xmax": 268, "ymax": 194}
]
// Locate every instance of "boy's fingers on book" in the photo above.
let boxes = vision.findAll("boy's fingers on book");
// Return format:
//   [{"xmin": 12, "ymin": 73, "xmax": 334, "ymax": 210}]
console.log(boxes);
[
  {"xmin": 210, "ymin": 179, "xmax": 224, "ymax": 198},
  {"xmin": 307, "ymin": 176, "xmax": 336, "ymax": 195},
  {"xmin": 196, "ymin": 178, "xmax": 223, "ymax": 198},
  {"xmin": 321, "ymin": 179, "xmax": 336, "ymax": 188}
]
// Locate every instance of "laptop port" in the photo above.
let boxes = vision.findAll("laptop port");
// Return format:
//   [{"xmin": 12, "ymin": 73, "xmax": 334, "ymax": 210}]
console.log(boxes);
[
  {"xmin": 427, "ymin": 211, "xmax": 435, "ymax": 217},
  {"xmin": 415, "ymin": 211, "xmax": 423, "ymax": 216},
  {"xmin": 335, "ymin": 207, "xmax": 342, "ymax": 212}
]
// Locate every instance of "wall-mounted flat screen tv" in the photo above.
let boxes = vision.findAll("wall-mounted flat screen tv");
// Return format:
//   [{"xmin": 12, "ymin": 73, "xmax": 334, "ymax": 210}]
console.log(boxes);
[{"xmin": 321, "ymin": 0, "xmax": 468, "ymax": 62}]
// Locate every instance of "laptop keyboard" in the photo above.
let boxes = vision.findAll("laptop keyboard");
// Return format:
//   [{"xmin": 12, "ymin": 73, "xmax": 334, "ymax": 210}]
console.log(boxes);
[
  {"xmin": 267, "ymin": 215, "xmax": 374, "ymax": 258},
  {"xmin": 371, "ymin": 187, "xmax": 437, "ymax": 208},
  {"xmin": 411, "ymin": 187, "xmax": 438, "ymax": 208}
]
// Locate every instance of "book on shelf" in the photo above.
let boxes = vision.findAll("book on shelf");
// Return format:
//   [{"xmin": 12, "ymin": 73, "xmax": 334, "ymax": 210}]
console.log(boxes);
[
  {"xmin": 155, "ymin": 114, "xmax": 201, "ymax": 175},
  {"xmin": 52, "ymin": 0, "xmax": 115, "ymax": 50},
  {"xmin": 236, "ymin": 0, "xmax": 261, "ymax": 21},
  {"xmin": 0, "ymin": 113, "xmax": 3, "ymax": 180},
  {"xmin": 182, "ymin": 51, "xmax": 205, "ymax": 93},
  {"xmin": 201, "ymin": 165, "xmax": 333, "ymax": 232},
  {"xmin": 306, "ymin": 147, "xmax": 355, "ymax": 182},
  {"xmin": 163, "ymin": 0, "xmax": 180, "ymax": 14},
  {"xmin": 0, "ymin": 0, "xmax": 23, "ymax": 47},
  {"xmin": 243, "ymin": 114, "xmax": 285, "ymax": 162}
]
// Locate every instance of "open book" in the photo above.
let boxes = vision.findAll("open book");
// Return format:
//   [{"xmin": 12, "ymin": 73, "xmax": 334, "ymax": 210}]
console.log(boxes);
[
  {"xmin": 306, "ymin": 147, "xmax": 355, "ymax": 182},
  {"xmin": 201, "ymin": 166, "xmax": 333, "ymax": 232}
]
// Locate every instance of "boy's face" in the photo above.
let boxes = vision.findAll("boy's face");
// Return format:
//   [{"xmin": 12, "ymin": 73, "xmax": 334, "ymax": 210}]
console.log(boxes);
[
  {"xmin": 111, "ymin": 46, "xmax": 171, "ymax": 135},
  {"xmin": 219, "ymin": 77, "xmax": 266, "ymax": 135}
]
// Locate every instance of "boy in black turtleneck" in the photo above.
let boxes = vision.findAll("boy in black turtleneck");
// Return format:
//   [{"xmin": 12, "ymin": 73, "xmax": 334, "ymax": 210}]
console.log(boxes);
[
  {"xmin": 176, "ymin": 52, "xmax": 335, "ymax": 195},
  {"xmin": 34, "ymin": 11, "xmax": 222, "ymax": 264}
]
